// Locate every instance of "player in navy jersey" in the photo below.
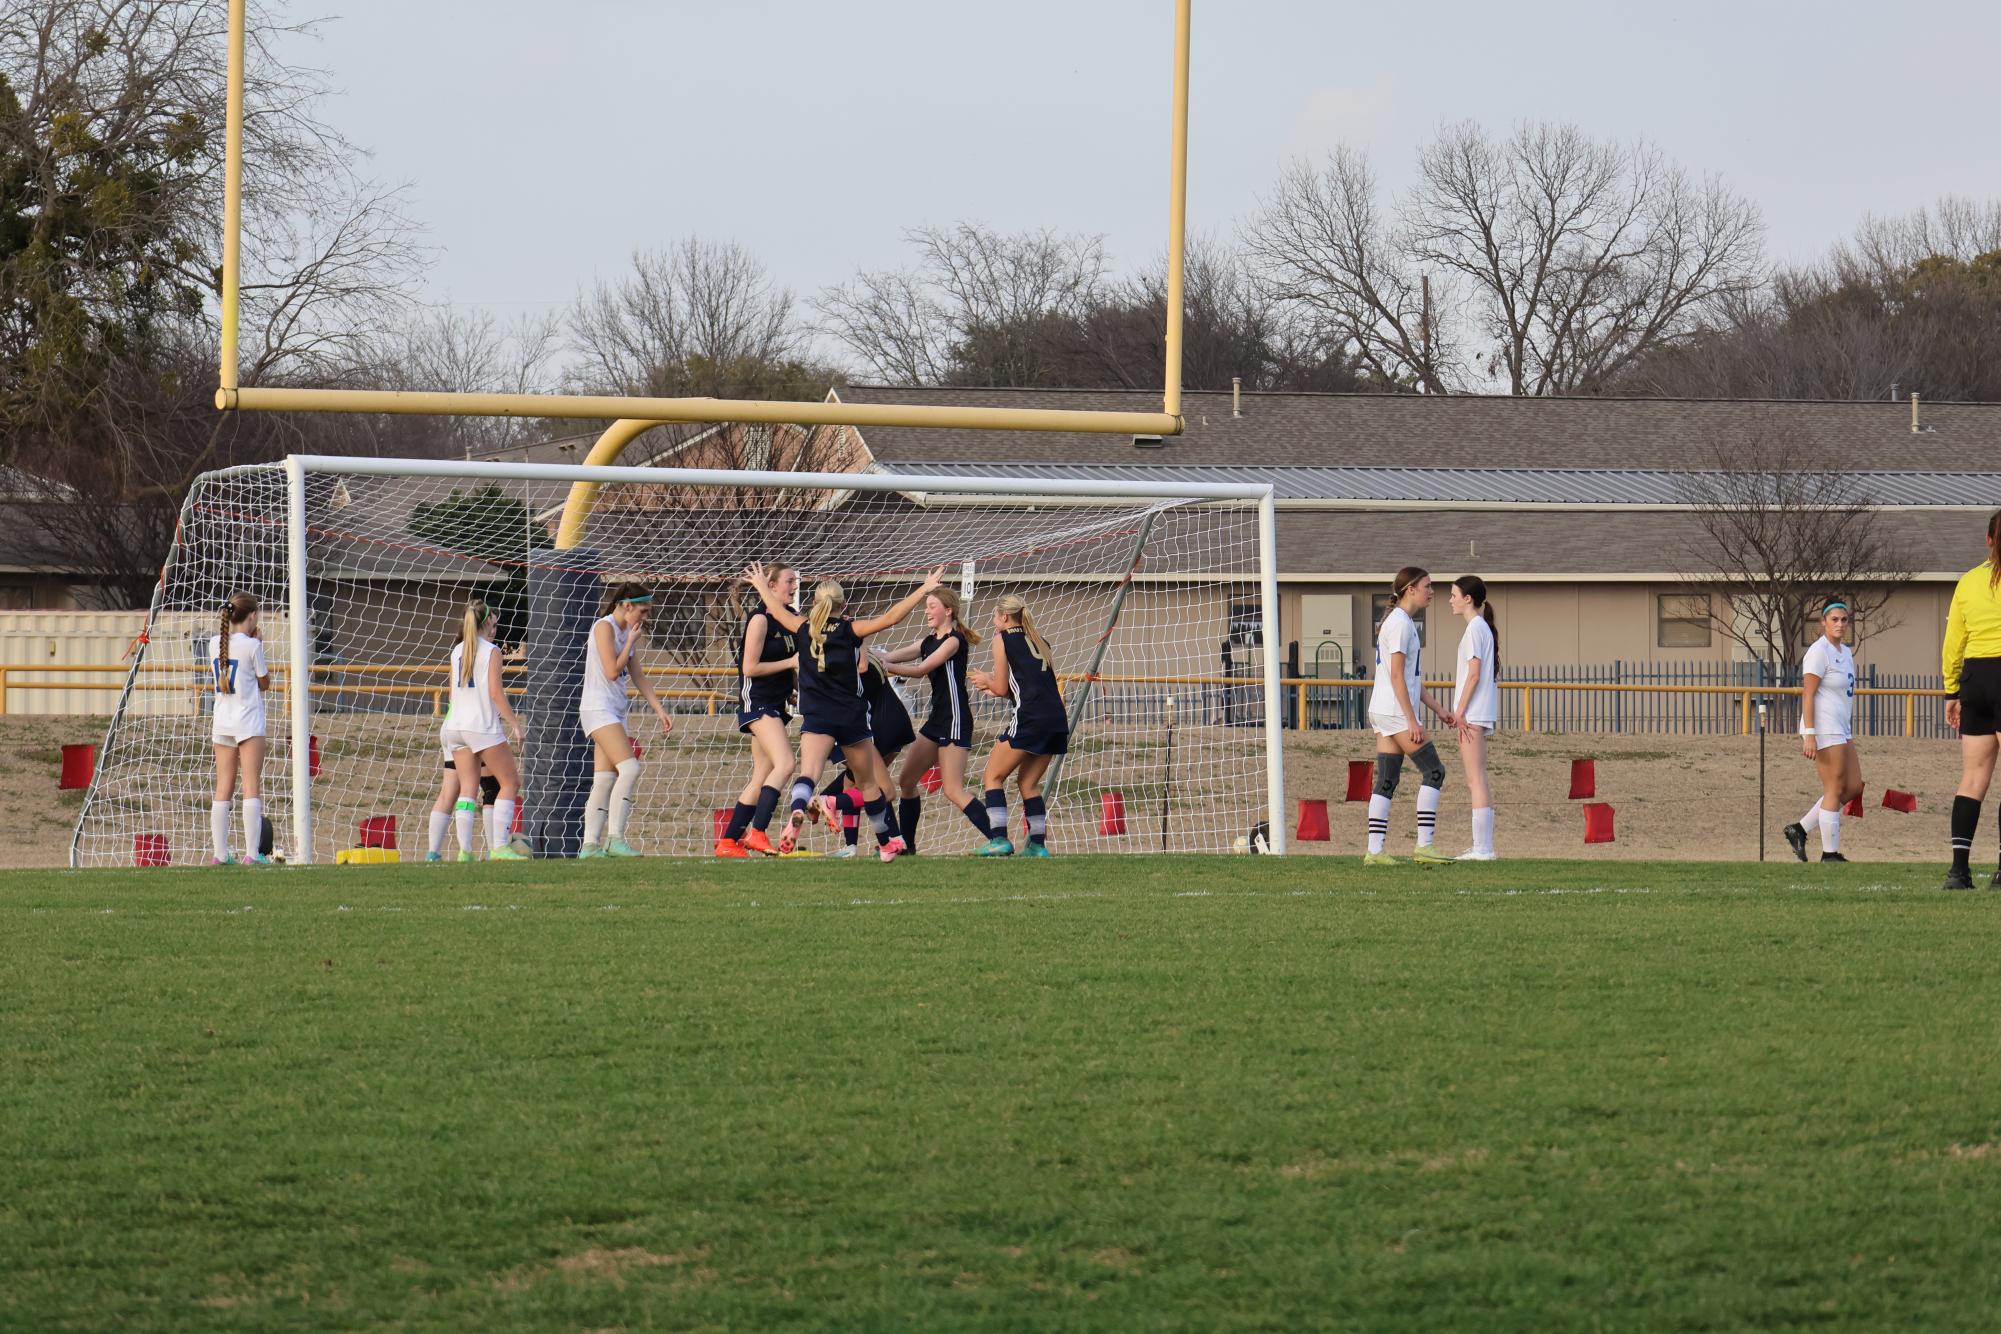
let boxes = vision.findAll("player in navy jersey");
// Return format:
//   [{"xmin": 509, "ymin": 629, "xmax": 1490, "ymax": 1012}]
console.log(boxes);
[
  {"xmin": 968, "ymin": 594, "xmax": 1068, "ymax": 857},
  {"xmin": 717, "ymin": 561, "xmax": 800, "ymax": 858},
  {"xmin": 817, "ymin": 652, "xmax": 919, "ymax": 856},
  {"xmin": 880, "ymin": 585, "xmax": 994, "ymax": 854},
  {"xmin": 743, "ymin": 564, "xmax": 942, "ymax": 860}
]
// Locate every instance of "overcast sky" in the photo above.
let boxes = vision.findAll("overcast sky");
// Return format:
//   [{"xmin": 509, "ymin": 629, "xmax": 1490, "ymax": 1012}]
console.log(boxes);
[{"xmin": 282, "ymin": 0, "xmax": 2000, "ymax": 331}]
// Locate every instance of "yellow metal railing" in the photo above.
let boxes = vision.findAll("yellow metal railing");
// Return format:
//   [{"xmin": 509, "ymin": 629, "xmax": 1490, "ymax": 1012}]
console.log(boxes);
[{"xmin": 0, "ymin": 664, "xmax": 1953, "ymax": 738}]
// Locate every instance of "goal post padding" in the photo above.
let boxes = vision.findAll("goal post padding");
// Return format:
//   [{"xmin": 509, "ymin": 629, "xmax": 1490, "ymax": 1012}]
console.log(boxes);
[{"xmin": 73, "ymin": 457, "xmax": 1284, "ymax": 865}]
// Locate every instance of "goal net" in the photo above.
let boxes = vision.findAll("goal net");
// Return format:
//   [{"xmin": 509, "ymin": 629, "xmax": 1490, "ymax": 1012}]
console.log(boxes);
[{"xmin": 73, "ymin": 456, "xmax": 1283, "ymax": 866}]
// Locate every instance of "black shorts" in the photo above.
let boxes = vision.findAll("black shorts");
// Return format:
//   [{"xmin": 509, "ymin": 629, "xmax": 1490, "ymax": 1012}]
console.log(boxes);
[
  {"xmin": 999, "ymin": 724, "xmax": 1069, "ymax": 756},
  {"xmin": 737, "ymin": 704, "xmax": 791, "ymax": 734},
  {"xmin": 920, "ymin": 718, "xmax": 973, "ymax": 749},
  {"xmin": 1960, "ymin": 658, "xmax": 2001, "ymax": 736},
  {"xmin": 871, "ymin": 711, "xmax": 916, "ymax": 759}
]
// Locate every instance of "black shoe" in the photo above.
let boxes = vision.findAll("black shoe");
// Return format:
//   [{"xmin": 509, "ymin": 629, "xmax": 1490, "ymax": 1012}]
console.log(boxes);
[
  {"xmin": 1943, "ymin": 868, "xmax": 1976, "ymax": 891},
  {"xmin": 1782, "ymin": 823, "xmax": 1808, "ymax": 862},
  {"xmin": 1820, "ymin": 851, "xmax": 1849, "ymax": 863},
  {"xmin": 1989, "ymin": 868, "xmax": 2001, "ymax": 890}
]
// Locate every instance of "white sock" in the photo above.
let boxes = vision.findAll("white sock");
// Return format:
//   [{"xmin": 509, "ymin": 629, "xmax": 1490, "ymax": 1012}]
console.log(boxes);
[
  {"xmin": 1821, "ymin": 807, "xmax": 1841, "ymax": 854},
  {"xmin": 1800, "ymin": 803, "xmax": 1822, "ymax": 832},
  {"xmin": 583, "ymin": 770, "xmax": 616, "ymax": 846},
  {"xmin": 211, "ymin": 801, "xmax": 232, "ymax": 860},
  {"xmin": 454, "ymin": 799, "xmax": 478, "ymax": 855},
  {"xmin": 428, "ymin": 809, "xmax": 451, "ymax": 855},
  {"xmin": 485, "ymin": 805, "xmax": 500, "ymax": 851},
  {"xmin": 242, "ymin": 798, "xmax": 263, "ymax": 860},
  {"xmin": 1415, "ymin": 785, "xmax": 1441, "ymax": 848},
  {"xmin": 1367, "ymin": 793, "xmax": 1390, "ymax": 854},
  {"xmin": 1472, "ymin": 806, "xmax": 1495, "ymax": 854},
  {"xmin": 606, "ymin": 757, "xmax": 641, "ymax": 841},
  {"xmin": 493, "ymin": 799, "xmax": 516, "ymax": 850}
]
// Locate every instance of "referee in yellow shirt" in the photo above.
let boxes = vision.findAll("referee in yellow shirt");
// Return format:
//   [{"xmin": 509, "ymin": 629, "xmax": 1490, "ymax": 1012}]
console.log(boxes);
[{"xmin": 1942, "ymin": 510, "xmax": 2001, "ymax": 889}]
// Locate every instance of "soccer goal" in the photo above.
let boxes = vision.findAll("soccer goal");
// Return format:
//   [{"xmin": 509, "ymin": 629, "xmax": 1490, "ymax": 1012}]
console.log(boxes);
[{"xmin": 72, "ymin": 456, "xmax": 1286, "ymax": 866}]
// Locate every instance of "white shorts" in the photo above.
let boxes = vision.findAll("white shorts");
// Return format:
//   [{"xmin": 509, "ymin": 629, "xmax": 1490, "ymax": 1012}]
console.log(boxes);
[
  {"xmin": 579, "ymin": 709, "xmax": 629, "ymax": 741},
  {"xmin": 1806, "ymin": 732, "xmax": 1851, "ymax": 750},
  {"xmin": 211, "ymin": 729, "xmax": 264, "ymax": 748},
  {"xmin": 1462, "ymin": 720, "xmax": 1496, "ymax": 736},
  {"xmin": 1370, "ymin": 711, "xmax": 1412, "ymax": 738},
  {"xmin": 440, "ymin": 724, "xmax": 508, "ymax": 761}
]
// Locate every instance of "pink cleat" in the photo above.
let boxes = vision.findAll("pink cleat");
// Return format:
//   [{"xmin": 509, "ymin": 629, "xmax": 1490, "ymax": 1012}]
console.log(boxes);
[
  {"xmin": 878, "ymin": 835, "xmax": 907, "ymax": 863},
  {"xmin": 776, "ymin": 810, "xmax": 805, "ymax": 855},
  {"xmin": 814, "ymin": 794, "xmax": 842, "ymax": 829}
]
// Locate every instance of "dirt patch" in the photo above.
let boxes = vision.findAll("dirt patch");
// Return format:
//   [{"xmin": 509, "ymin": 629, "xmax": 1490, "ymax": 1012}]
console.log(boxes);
[
  {"xmin": 1280, "ymin": 1146, "xmax": 1491, "ymax": 1179},
  {"xmin": 1091, "ymin": 1247, "xmax": 1138, "ymax": 1270},
  {"xmin": 496, "ymin": 1245, "xmax": 711, "ymax": 1293}
]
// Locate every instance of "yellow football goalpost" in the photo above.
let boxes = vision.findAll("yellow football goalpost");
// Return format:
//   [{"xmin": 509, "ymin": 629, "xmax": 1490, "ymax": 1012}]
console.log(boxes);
[{"xmin": 213, "ymin": 0, "xmax": 1195, "ymax": 547}]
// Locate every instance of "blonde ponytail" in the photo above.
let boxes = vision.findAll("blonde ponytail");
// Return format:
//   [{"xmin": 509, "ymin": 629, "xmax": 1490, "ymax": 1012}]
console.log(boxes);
[
  {"xmin": 216, "ymin": 593, "xmax": 258, "ymax": 694},
  {"xmin": 932, "ymin": 586, "xmax": 981, "ymax": 647},
  {"xmin": 807, "ymin": 580, "xmax": 846, "ymax": 672},
  {"xmin": 998, "ymin": 594, "xmax": 1049, "ymax": 664},
  {"xmin": 459, "ymin": 599, "xmax": 488, "ymax": 686}
]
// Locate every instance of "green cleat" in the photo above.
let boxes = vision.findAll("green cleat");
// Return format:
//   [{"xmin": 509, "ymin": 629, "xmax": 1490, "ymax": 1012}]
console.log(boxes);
[
  {"xmin": 489, "ymin": 845, "xmax": 529, "ymax": 861},
  {"xmin": 576, "ymin": 843, "xmax": 605, "ymax": 860},
  {"xmin": 1362, "ymin": 851, "xmax": 1400, "ymax": 867},
  {"xmin": 456, "ymin": 851, "xmax": 474, "ymax": 863},
  {"xmin": 1411, "ymin": 846, "xmax": 1456, "ymax": 866},
  {"xmin": 604, "ymin": 838, "xmax": 641, "ymax": 859},
  {"xmin": 1023, "ymin": 842, "xmax": 1053, "ymax": 858},
  {"xmin": 975, "ymin": 837, "xmax": 1015, "ymax": 858}
]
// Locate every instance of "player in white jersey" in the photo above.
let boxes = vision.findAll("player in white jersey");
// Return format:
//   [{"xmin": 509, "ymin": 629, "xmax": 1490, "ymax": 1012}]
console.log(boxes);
[
  {"xmin": 1364, "ymin": 567, "xmax": 1458, "ymax": 866},
  {"xmin": 577, "ymin": 583, "xmax": 675, "ymax": 859},
  {"xmin": 209, "ymin": 593, "xmax": 272, "ymax": 865},
  {"xmin": 1448, "ymin": 575, "xmax": 1501, "ymax": 861},
  {"xmin": 426, "ymin": 599, "xmax": 527, "ymax": 863},
  {"xmin": 1784, "ymin": 598, "xmax": 1864, "ymax": 864}
]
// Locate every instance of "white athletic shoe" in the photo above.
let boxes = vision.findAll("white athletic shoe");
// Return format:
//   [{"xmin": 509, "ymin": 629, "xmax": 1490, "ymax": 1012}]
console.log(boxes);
[{"xmin": 1457, "ymin": 848, "xmax": 1498, "ymax": 862}]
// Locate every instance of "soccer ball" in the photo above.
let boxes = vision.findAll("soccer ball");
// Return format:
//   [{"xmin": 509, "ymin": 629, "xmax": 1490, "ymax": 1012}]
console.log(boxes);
[{"xmin": 1232, "ymin": 834, "xmax": 1251, "ymax": 854}]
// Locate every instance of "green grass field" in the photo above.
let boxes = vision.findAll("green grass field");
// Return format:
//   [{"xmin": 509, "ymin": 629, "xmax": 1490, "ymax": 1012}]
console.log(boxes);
[{"xmin": 6, "ymin": 855, "xmax": 2001, "ymax": 1331}]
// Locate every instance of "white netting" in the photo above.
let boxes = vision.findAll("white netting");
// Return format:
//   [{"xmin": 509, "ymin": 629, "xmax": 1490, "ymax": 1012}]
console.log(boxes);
[{"xmin": 74, "ymin": 460, "xmax": 1275, "ymax": 865}]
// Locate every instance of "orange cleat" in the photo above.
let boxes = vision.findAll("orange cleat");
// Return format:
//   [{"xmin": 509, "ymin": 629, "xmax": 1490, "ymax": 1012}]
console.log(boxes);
[
  {"xmin": 741, "ymin": 828, "xmax": 778, "ymax": 857},
  {"xmin": 714, "ymin": 837, "xmax": 750, "ymax": 858}
]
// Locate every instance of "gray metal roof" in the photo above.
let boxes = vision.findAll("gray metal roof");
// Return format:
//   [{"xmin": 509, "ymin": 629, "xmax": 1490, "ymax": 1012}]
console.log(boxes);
[{"xmin": 873, "ymin": 461, "xmax": 2001, "ymax": 508}]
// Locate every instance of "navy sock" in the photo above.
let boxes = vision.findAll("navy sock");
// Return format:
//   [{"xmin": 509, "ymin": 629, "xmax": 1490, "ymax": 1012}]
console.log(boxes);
[
  {"xmin": 961, "ymin": 797, "xmax": 994, "ymax": 838},
  {"xmin": 723, "ymin": 801, "xmax": 755, "ymax": 841},
  {"xmin": 898, "ymin": 797, "xmax": 922, "ymax": 854},
  {"xmin": 750, "ymin": 785, "xmax": 781, "ymax": 832},
  {"xmin": 837, "ymin": 790, "xmax": 860, "ymax": 846},
  {"xmin": 984, "ymin": 788, "xmax": 1009, "ymax": 840},
  {"xmin": 864, "ymin": 794, "xmax": 902, "ymax": 844},
  {"xmin": 1023, "ymin": 794, "xmax": 1048, "ymax": 846},
  {"xmin": 788, "ymin": 778, "xmax": 813, "ymax": 814}
]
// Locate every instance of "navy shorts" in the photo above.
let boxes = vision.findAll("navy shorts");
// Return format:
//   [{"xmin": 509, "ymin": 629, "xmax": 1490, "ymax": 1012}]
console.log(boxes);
[
  {"xmin": 1000, "ymin": 725, "xmax": 1069, "ymax": 756},
  {"xmin": 737, "ymin": 705, "xmax": 791, "ymax": 734},
  {"xmin": 921, "ymin": 718, "xmax": 972, "ymax": 749},
  {"xmin": 803, "ymin": 715, "xmax": 874, "ymax": 749}
]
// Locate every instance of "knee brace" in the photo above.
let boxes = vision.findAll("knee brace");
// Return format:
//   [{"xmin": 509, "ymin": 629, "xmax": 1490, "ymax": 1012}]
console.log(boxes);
[
  {"xmin": 1412, "ymin": 742, "xmax": 1446, "ymax": 789},
  {"xmin": 1373, "ymin": 752, "xmax": 1404, "ymax": 799},
  {"xmin": 478, "ymin": 774, "xmax": 501, "ymax": 806}
]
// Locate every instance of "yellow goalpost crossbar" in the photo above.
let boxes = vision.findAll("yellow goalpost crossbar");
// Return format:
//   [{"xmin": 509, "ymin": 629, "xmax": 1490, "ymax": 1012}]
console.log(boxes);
[{"xmin": 213, "ymin": 0, "xmax": 1196, "ymax": 545}]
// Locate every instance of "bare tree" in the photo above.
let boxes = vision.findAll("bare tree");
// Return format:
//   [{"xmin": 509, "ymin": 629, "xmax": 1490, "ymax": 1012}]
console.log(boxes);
[
  {"xmin": 816, "ymin": 222, "xmax": 1108, "ymax": 385},
  {"xmin": 1672, "ymin": 424, "xmax": 1913, "ymax": 675},
  {"xmin": 1244, "ymin": 122, "xmax": 1765, "ymax": 395},
  {"xmin": 567, "ymin": 238, "xmax": 832, "ymax": 401},
  {"xmin": 374, "ymin": 307, "xmax": 563, "ymax": 455}
]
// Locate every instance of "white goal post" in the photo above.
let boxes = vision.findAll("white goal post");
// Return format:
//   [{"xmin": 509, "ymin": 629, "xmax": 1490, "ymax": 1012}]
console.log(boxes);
[{"xmin": 74, "ymin": 455, "xmax": 1286, "ymax": 866}]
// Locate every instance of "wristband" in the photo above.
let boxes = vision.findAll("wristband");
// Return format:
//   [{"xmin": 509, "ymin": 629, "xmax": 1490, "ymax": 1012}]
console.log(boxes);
[{"xmin": 1801, "ymin": 728, "xmax": 1816, "ymax": 736}]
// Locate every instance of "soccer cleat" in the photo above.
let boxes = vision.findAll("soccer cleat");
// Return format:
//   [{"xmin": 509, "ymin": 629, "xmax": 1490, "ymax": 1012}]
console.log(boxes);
[
  {"xmin": 828, "ymin": 845, "xmax": 860, "ymax": 860},
  {"xmin": 1819, "ymin": 851, "xmax": 1849, "ymax": 863},
  {"xmin": 576, "ymin": 842, "xmax": 605, "ymax": 860},
  {"xmin": 810, "ymin": 794, "xmax": 840, "ymax": 827},
  {"xmin": 1363, "ymin": 852, "xmax": 1400, "ymax": 867},
  {"xmin": 604, "ymin": 838, "xmax": 640, "ymax": 859},
  {"xmin": 776, "ymin": 811, "xmax": 805, "ymax": 855},
  {"xmin": 1411, "ymin": 845, "xmax": 1456, "ymax": 866},
  {"xmin": 246, "ymin": 854, "xmax": 274, "ymax": 867},
  {"xmin": 1024, "ymin": 842, "xmax": 1053, "ymax": 858},
  {"xmin": 878, "ymin": 835, "xmax": 908, "ymax": 863},
  {"xmin": 1992, "ymin": 868, "xmax": 2001, "ymax": 890},
  {"xmin": 210, "ymin": 855, "xmax": 237, "ymax": 866},
  {"xmin": 1457, "ymin": 848, "xmax": 1498, "ymax": 862},
  {"xmin": 1942, "ymin": 868, "xmax": 1976, "ymax": 890},
  {"xmin": 456, "ymin": 851, "xmax": 474, "ymax": 863},
  {"xmin": 1782, "ymin": 823, "xmax": 1808, "ymax": 863},
  {"xmin": 490, "ymin": 845, "xmax": 528, "ymax": 861},
  {"xmin": 741, "ymin": 828, "xmax": 778, "ymax": 857},
  {"xmin": 423, "ymin": 851, "xmax": 444, "ymax": 863},
  {"xmin": 714, "ymin": 838, "xmax": 750, "ymax": 859},
  {"xmin": 975, "ymin": 836, "xmax": 1015, "ymax": 858}
]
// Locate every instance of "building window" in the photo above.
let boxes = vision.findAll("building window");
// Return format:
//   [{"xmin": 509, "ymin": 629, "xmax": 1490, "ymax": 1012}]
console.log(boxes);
[
  {"xmin": 1371, "ymin": 594, "xmax": 1424, "ymax": 646},
  {"xmin": 1227, "ymin": 600, "xmax": 1263, "ymax": 647},
  {"xmin": 1657, "ymin": 593, "xmax": 1712, "ymax": 648}
]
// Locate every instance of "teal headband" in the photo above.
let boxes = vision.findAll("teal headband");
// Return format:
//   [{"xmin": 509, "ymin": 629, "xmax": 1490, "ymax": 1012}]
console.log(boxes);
[
  {"xmin": 622, "ymin": 593, "xmax": 654, "ymax": 605},
  {"xmin": 1822, "ymin": 600, "xmax": 1848, "ymax": 613}
]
